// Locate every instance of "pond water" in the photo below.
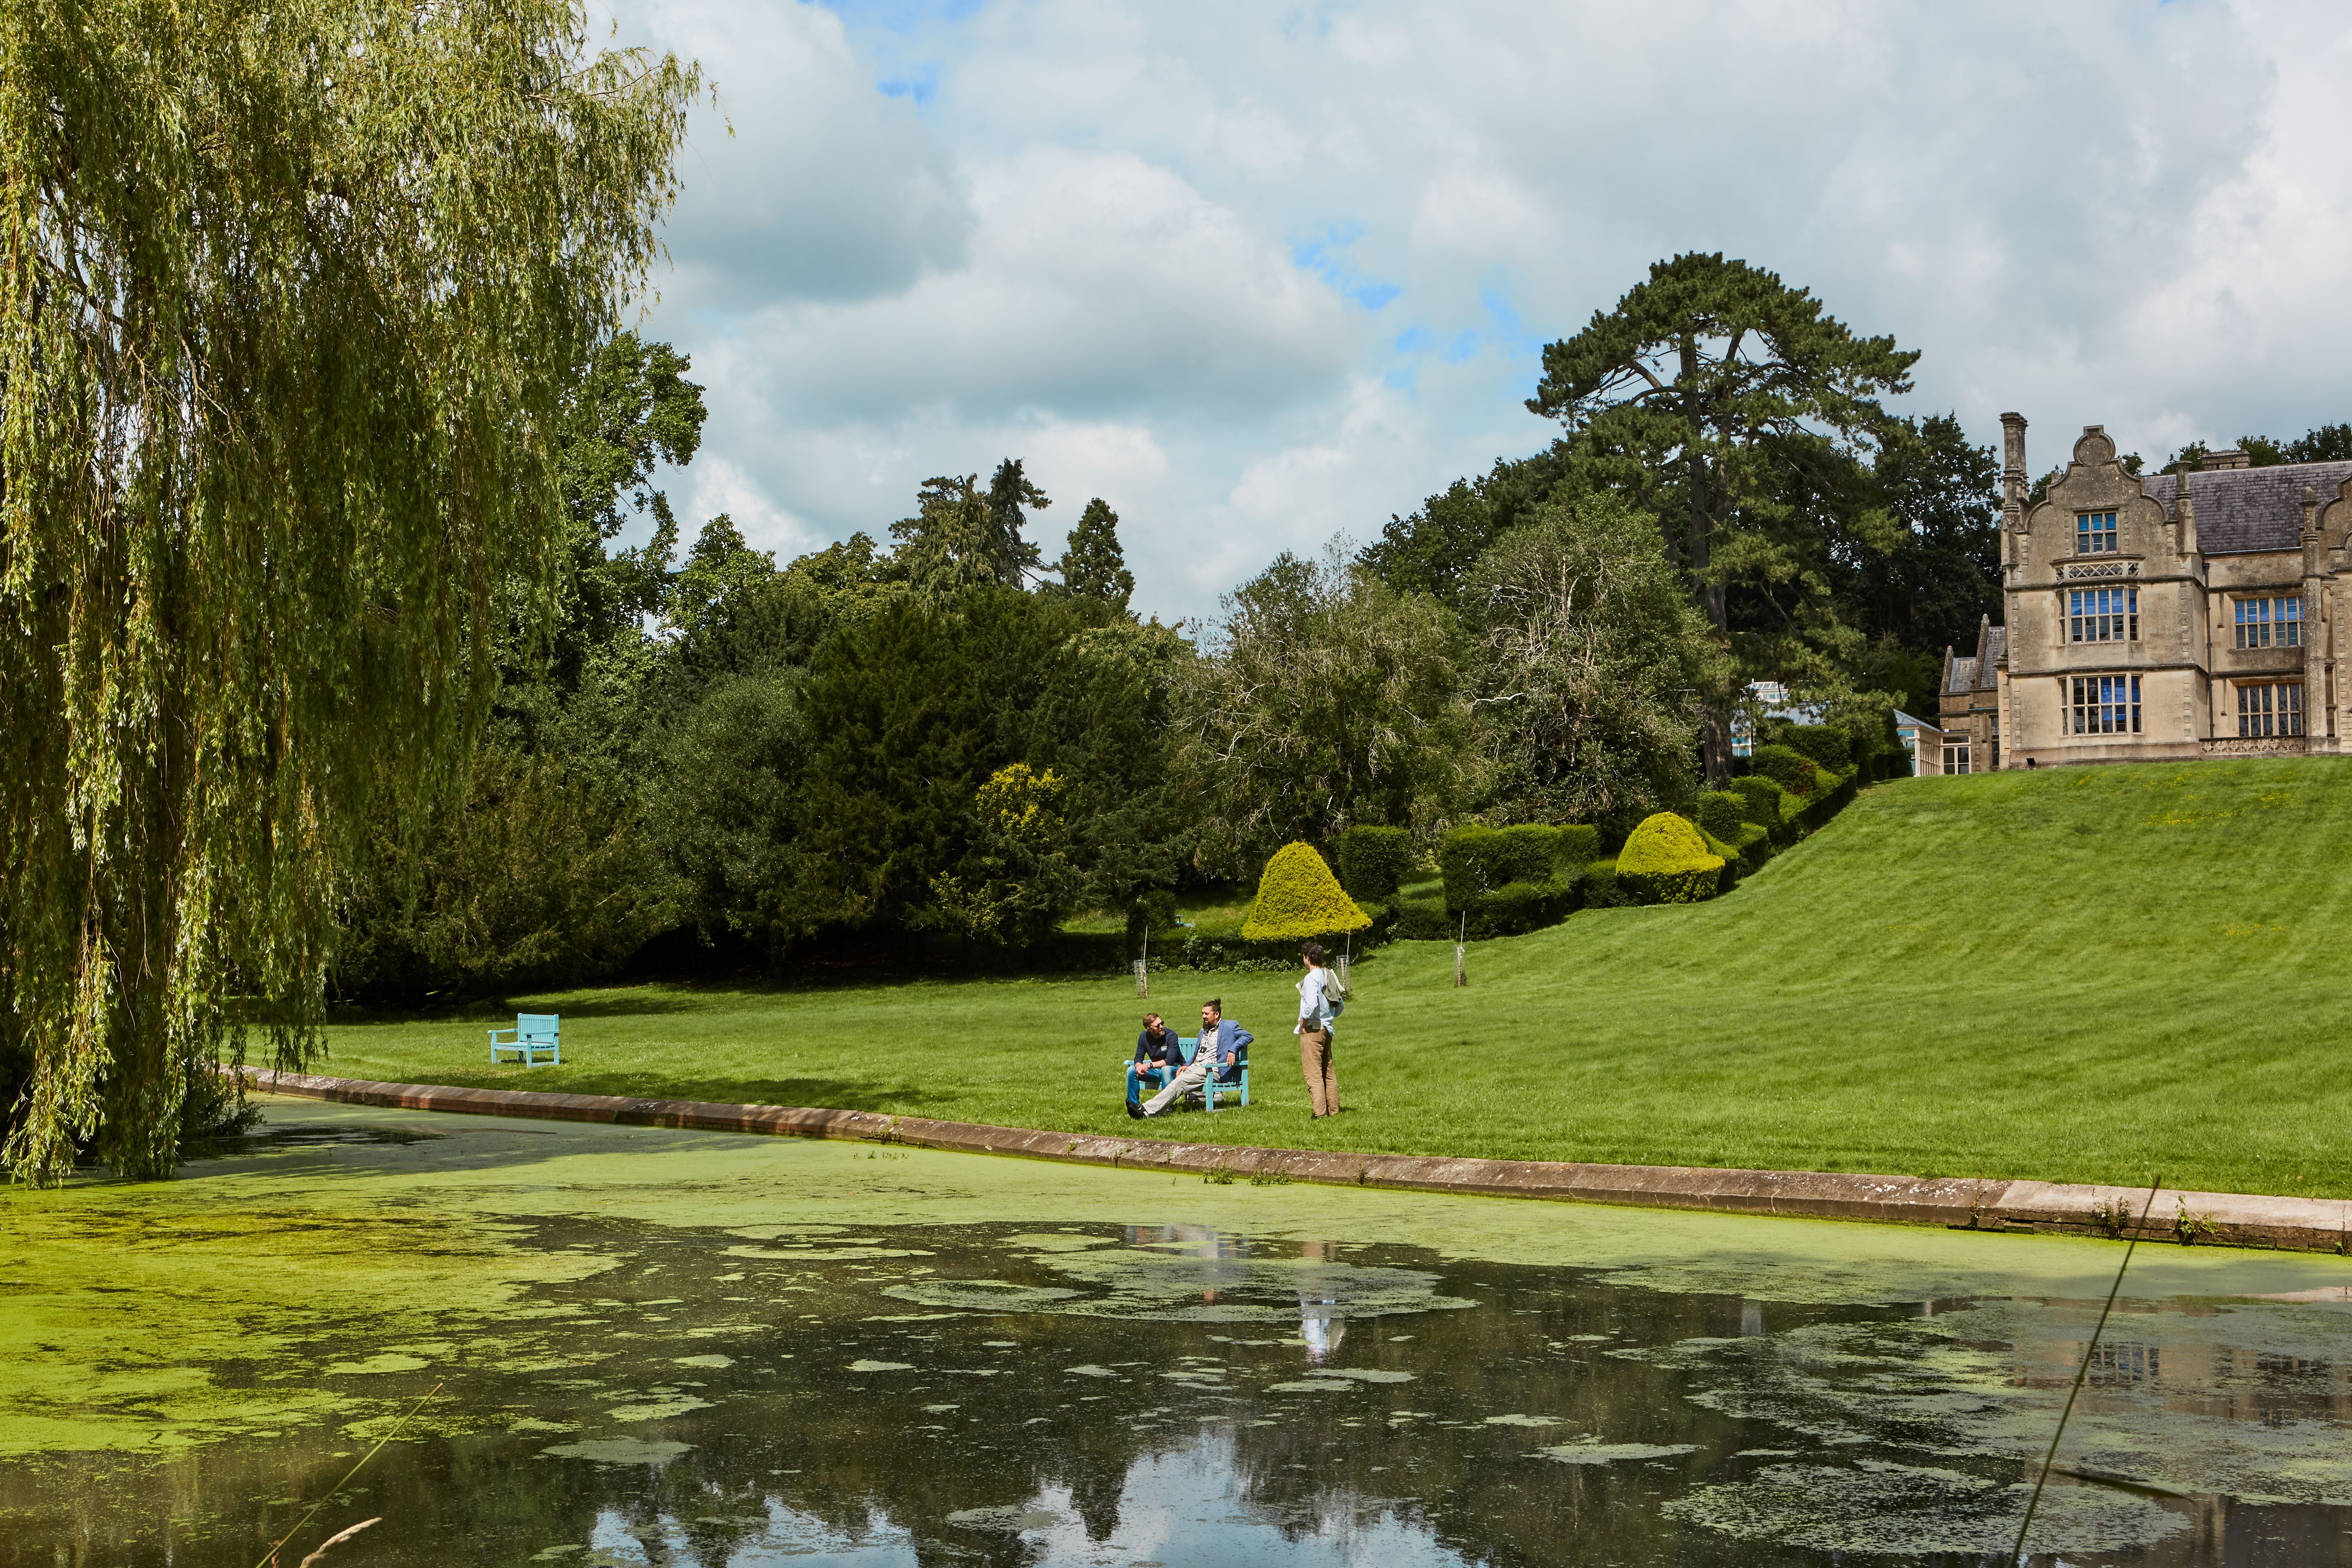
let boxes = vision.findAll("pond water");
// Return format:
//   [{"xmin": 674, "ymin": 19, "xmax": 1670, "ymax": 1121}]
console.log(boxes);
[{"xmin": 3, "ymin": 1097, "xmax": 2349, "ymax": 1567}]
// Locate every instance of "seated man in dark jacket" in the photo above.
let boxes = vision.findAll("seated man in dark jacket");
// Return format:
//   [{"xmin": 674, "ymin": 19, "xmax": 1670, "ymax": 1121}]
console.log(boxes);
[{"xmin": 1127, "ymin": 1014, "xmax": 1179, "ymax": 1112}]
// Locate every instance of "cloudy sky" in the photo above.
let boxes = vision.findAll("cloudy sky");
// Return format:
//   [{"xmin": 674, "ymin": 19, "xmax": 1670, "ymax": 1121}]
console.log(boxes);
[{"xmin": 600, "ymin": 0, "xmax": 2352, "ymax": 622}]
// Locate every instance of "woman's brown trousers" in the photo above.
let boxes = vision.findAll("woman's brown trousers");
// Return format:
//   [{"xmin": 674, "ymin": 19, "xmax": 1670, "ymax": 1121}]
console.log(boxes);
[{"xmin": 1298, "ymin": 1029, "xmax": 1339, "ymax": 1117}]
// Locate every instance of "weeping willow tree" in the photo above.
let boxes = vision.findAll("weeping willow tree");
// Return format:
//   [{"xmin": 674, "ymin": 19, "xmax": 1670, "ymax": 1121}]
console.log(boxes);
[{"xmin": 0, "ymin": 2, "xmax": 699, "ymax": 1182}]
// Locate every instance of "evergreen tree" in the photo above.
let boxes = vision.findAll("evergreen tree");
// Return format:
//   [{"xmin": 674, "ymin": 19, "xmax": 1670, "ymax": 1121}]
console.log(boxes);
[
  {"xmin": 1527, "ymin": 253, "xmax": 1918, "ymax": 779},
  {"xmin": 891, "ymin": 459, "xmax": 1050, "ymax": 592},
  {"xmin": 984, "ymin": 458, "xmax": 1051, "ymax": 584},
  {"xmin": 1052, "ymin": 498, "xmax": 1136, "ymax": 610},
  {"xmin": 1849, "ymin": 415, "xmax": 2001, "ymax": 661},
  {"xmin": 794, "ymin": 590, "xmax": 1076, "ymax": 936},
  {"xmin": 1358, "ymin": 449, "xmax": 1576, "ymax": 607},
  {"xmin": 792, "ymin": 588, "xmax": 1189, "ymax": 943}
]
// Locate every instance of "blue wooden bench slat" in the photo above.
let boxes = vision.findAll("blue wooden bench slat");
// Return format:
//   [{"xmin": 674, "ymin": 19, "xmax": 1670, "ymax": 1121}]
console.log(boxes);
[
  {"xmin": 489, "ymin": 1012, "xmax": 561, "ymax": 1067},
  {"xmin": 1120, "ymin": 1033, "xmax": 1249, "ymax": 1110}
]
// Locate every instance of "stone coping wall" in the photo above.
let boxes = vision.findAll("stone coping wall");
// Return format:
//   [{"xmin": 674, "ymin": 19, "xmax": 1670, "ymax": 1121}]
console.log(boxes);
[{"xmin": 232, "ymin": 1068, "xmax": 2352, "ymax": 1256}]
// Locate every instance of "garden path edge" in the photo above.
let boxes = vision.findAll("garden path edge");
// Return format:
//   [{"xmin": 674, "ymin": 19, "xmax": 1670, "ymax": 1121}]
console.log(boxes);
[{"xmin": 231, "ymin": 1068, "xmax": 2352, "ymax": 1256}]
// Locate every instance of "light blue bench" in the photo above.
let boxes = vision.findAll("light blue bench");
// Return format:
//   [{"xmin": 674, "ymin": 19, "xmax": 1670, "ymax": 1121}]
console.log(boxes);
[
  {"xmin": 489, "ymin": 1013, "xmax": 561, "ymax": 1067},
  {"xmin": 1122, "ymin": 1035, "xmax": 1249, "ymax": 1111}
]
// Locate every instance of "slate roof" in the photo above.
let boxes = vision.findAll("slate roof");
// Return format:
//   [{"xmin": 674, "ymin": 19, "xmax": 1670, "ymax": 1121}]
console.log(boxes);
[
  {"xmin": 1939, "ymin": 621, "xmax": 2003, "ymax": 697},
  {"xmin": 2139, "ymin": 460, "xmax": 2352, "ymax": 555}
]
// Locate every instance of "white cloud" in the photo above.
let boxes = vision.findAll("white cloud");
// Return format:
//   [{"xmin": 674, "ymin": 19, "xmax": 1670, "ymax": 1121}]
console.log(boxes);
[
  {"xmin": 679, "ymin": 454, "xmax": 822, "ymax": 559},
  {"xmin": 730, "ymin": 144, "xmax": 1353, "ymax": 423},
  {"xmin": 611, "ymin": 0, "xmax": 971, "ymax": 308},
  {"xmin": 610, "ymin": 0, "xmax": 2352, "ymax": 620}
]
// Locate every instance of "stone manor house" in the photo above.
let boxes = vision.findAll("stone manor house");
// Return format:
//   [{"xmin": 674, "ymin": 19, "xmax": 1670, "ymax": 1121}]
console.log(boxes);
[{"xmin": 1918, "ymin": 415, "xmax": 2352, "ymax": 772}]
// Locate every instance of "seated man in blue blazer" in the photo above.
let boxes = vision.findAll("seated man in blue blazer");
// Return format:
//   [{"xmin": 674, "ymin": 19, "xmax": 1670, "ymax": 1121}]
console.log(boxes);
[{"xmin": 1134, "ymin": 999, "xmax": 1250, "ymax": 1119}]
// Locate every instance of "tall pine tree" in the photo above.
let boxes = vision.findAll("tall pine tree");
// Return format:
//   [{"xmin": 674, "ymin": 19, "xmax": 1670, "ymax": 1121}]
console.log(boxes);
[
  {"xmin": 1527, "ymin": 253, "xmax": 1918, "ymax": 779},
  {"xmin": 892, "ymin": 458, "xmax": 1050, "ymax": 592},
  {"xmin": 1052, "ymin": 498, "xmax": 1135, "ymax": 610}
]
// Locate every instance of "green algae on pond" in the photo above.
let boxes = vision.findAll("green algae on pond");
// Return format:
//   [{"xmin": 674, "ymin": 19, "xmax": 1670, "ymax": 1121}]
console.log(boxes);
[
  {"xmin": 1663, "ymin": 1458, "xmax": 2190, "ymax": 1555},
  {"xmin": 2, "ymin": 1095, "xmax": 2349, "ymax": 1567}
]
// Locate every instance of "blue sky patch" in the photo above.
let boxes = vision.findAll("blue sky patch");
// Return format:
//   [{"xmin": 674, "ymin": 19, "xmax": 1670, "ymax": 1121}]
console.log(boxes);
[
  {"xmin": 877, "ymin": 64, "xmax": 940, "ymax": 103},
  {"xmin": 832, "ymin": 0, "xmax": 987, "ymax": 33},
  {"xmin": 1292, "ymin": 225, "xmax": 1400, "ymax": 312}
]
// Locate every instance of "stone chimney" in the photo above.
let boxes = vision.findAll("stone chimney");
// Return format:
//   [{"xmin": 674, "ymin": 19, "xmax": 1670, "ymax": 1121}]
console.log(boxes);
[
  {"xmin": 2000, "ymin": 412, "xmax": 2027, "ymax": 511},
  {"xmin": 1999, "ymin": 412, "xmax": 2027, "ymax": 574},
  {"xmin": 2174, "ymin": 456, "xmax": 2198, "ymax": 556},
  {"xmin": 2203, "ymin": 448, "xmax": 2251, "ymax": 471}
]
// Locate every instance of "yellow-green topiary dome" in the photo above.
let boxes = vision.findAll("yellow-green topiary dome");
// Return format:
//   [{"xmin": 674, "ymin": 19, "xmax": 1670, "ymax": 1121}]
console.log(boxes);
[
  {"xmin": 1617, "ymin": 812, "xmax": 1725, "ymax": 905},
  {"xmin": 1241, "ymin": 841, "xmax": 1371, "ymax": 940}
]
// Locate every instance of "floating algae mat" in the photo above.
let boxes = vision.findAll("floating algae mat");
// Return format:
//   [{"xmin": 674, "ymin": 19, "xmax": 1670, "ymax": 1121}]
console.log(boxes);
[{"xmin": 2, "ymin": 1098, "xmax": 2349, "ymax": 1565}]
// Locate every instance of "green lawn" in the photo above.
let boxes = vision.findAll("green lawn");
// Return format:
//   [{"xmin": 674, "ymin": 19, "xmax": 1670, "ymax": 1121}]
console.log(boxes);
[{"xmin": 319, "ymin": 758, "xmax": 2352, "ymax": 1199}]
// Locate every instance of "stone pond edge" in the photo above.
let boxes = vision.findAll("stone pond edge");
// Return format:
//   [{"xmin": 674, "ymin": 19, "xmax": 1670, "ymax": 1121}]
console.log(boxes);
[{"xmin": 232, "ymin": 1069, "xmax": 2352, "ymax": 1257}]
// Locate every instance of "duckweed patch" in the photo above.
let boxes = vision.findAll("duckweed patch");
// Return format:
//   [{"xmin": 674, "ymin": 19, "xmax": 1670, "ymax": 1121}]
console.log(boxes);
[
  {"xmin": 1663, "ymin": 1299, "xmax": 2352, "ymax": 1505},
  {"xmin": 539, "ymin": 1437, "xmax": 693, "ymax": 1466},
  {"xmin": 0, "ymin": 1188, "xmax": 605, "ymax": 1458},
  {"xmin": 1661, "ymin": 1460, "xmax": 2188, "ymax": 1556},
  {"xmin": 1535, "ymin": 1438, "xmax": 1698, "ymax": 1464}
]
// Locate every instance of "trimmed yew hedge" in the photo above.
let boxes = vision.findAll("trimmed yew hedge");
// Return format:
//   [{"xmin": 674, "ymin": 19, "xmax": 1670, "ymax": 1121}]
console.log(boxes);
[
  {"xmin": 1618, "ymin": 812, "xmax": 1724, "ymax": 904},
  {"xmin": 1749, "ymin": 743, "xmax": 1819, "ymax": 798},
  {"xmin": 1336, "ymin": 824, "xmax": 1414, "ymax": 898},
  {"xmin": 1240, "ymin": 841, "xmax": 1369, "ymax": 941},
  {"xmin": 1783, "ymin": 723, "xmax": 1852, "ymax": 772}
]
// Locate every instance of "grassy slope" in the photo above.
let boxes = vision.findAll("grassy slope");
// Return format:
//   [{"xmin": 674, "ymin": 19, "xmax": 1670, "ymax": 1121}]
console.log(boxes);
[{"xmin": 322, "ymin": 758, "xmax": 2352, "ymax": 1199}]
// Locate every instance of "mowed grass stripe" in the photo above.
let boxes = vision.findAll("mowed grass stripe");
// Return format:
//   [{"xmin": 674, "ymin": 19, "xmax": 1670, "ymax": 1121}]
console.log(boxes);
[{"xmin": 322, "ymin": 757, "xmax": 2352, "ymax": 1199}]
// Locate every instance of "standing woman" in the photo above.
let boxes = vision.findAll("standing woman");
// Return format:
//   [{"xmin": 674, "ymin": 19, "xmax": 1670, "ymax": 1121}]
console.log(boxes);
[{"xmin": 1295, "ymin": 941, "xmax": 1341, "ymax": 1118}]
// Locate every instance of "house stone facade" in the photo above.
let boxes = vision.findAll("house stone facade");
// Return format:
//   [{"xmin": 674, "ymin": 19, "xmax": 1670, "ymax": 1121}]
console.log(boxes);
[
  {"xmin": 1933, "ymin": 616, "xmax": 2003, "ymax": 772},
  {"xmin": 1953, "ymin": 415, "xmax": 2352, "ymax": 768}
]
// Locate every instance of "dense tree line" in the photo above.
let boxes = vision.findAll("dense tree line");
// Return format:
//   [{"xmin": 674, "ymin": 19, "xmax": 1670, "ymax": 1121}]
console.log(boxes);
[
  {"xmin": 331, "ymin": 343, "xmax": 1193, "ymax": 996},
  {"xmin": 331, "ymin": 256, "xmax": 2038, "ymax": 998}
]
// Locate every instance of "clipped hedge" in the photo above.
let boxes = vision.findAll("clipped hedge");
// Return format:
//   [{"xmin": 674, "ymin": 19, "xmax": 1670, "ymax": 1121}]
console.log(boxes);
[
  {"xmin": 1793, "ymin": 763, "xmax": 1862, "ymax": 834},
  {"xmin": 1727, "ymin": 774, "xmax": 1787, "ymax": 826},
  {"xmin": 1337, "ymin": 824, "xmax": 1415, "ymax": 899},
  {"xmin": 1553, "ymin": 823, "xmax": 1603, "ymax": 869},
  {"xmin": 1241, "ymin": 842, "xmax": 1370, "ymax": 941},
  {"xmin": 1582, "ymin": 858, "xmax": 1630, "ymax": 909},
  {"xmin": 1727, "ymin": 820, "xmax": 1772, "ymax": 877},
  {"xmin": 1389, "ymin": 894, "xmax": 1452, "ymax": 941},
  {"xmin": 1464, "ymin": 879, "xmax": 1582, "ymax": 938},
  {"xmin": 1439, "ymin": 822, "xmax": 1597, "ymax": 909},
  {"xmin": 1750, "ymin": 744, "xmax": 1819, "ymax": 798},
  {"xmin": 1698, "ymin": 826, "xmax": 1743, "ymax": 892},
  {"xmin": 1783, "ymin": 724, "xmax": 1852, "ymax": 773},
  {"xmin": 1617, "ymin": 812, "xmax": 1724, "ymax": 904},
  {"xmin": 1695, "ymin": 790, "xmax": 1747, "ymax": 842}
]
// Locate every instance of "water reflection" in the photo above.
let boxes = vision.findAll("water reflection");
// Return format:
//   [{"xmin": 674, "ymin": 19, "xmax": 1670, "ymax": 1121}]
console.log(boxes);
[{"xmin": 5, "ymin": 1190, "xmax": 2352, "ymax": 1564}]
